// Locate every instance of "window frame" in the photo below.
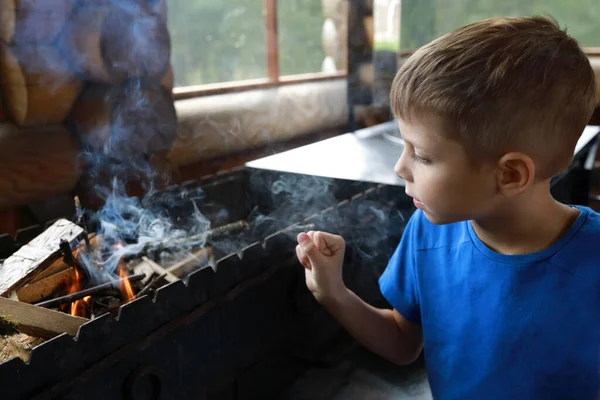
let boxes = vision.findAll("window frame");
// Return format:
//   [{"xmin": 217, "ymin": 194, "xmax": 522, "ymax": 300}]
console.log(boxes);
[{"xmin": 172, "ymin": 0, "xmax": 347, "ymax": 100}]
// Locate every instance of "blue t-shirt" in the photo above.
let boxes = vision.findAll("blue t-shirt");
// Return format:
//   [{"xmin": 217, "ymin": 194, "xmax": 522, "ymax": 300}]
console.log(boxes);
[{"xmin": 379, "ymin": 206, "xmax": 600, "ymax": 399}]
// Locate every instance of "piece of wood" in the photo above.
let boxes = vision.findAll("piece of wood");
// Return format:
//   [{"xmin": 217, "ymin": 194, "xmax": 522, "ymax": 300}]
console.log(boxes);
[
  {"xmin": 134, "ymin": 256, "xmax": 178, "ymax": 283},
  {"xmin": 30, "ymin": 256, "xmax": 71, "ymax": 282},
  {"xmin": 16, "ymin": 266, "xmax": 75, "ymax": 304},
  {"xmin": 0, "ymin": 44, "xmax": 82, "ymax": 126},
  {"xmin": 30, "ymin": 233, "xmax": 99, "ymax": 282},
  {"xmin": 0, "ymin": 219, "xmax": 84, "ymax": 296},
  {"xmin": 0, "ymin": 0, "xmax": 15, "ymax": 43},
  {"xmin": 10, "ymin": 0, "xmax": 75, "ymax": 44},
  {"xmin": 58, "ymin": 2, "xmax": 170, "ymax": 83},
  {"xmin": 165, "ymin": 247, "xmax": 213, "ymax": 278},
  {"xmin": 69, "ymin": 81, "xmax": 177, "ymax": 157},
  {"xmin": 0, "ymin": 296, "xmax": 87, "ymax": 338},
  {"xmin": 0, "ymin": 123, "xmax": 81, "ymax": 208}
]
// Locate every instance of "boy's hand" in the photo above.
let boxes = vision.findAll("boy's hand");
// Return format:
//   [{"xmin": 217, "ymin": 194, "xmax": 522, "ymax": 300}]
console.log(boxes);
[{"xmin": 296, "ymin": 231, "xmax": 346, "ymax": 303}]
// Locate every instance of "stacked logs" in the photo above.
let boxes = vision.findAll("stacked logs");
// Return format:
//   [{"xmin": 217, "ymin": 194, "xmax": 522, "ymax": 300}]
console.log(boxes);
[{"xmin": 0, "ymin": 0, "xmax": 176, "ymax": 215}]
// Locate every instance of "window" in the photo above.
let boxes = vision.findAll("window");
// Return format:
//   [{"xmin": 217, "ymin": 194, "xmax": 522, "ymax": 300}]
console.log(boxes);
[
  {"xmin": 278, "ymin": 0, "xmax": 327, "ymax": 76},
  {"xmin": 167, "ymin": 0, "xmax": 266, "ymax": 87},
  {"xmin": 400, "ymin": 0, "xmax": 600, "ymax": 52},
  {"xmin": 166, "ymin": 0, "xmax": 344, "ymax": 94}
]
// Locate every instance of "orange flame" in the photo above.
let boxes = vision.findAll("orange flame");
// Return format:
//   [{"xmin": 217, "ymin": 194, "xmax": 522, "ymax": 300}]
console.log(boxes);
[
  {"xmin": 68, "ymin": 268, "xmax": 90, "ymax": 317},
  {"xmin": 118, "ymin": 265, "xmax": 135, "ymax": 303}
]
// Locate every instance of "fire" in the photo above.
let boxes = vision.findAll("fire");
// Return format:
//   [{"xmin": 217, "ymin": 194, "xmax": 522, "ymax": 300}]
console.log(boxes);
[
  {"xmin": 118, "ymin": 265, "xmax": 135, "ymax": 303},
  {"xmin": 68, "ymin": 268, "xmax": 90, "ymax": 317},
  {"xmin": 71, "ymin": 296, "xmax": 91, "ymax": 317}
]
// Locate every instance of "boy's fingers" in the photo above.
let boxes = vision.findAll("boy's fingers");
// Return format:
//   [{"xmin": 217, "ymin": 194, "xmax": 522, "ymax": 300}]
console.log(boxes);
[
  {"xmin": 297, "ymin": 232, "xmax": 317, "ymax": 255},
  {"xmin": 314, "ymin": 231, "xmax": 344, "ymax": 256},
  {"xmin": 295, "ymin": 244, "xmax": 312, "ymax": 270}
]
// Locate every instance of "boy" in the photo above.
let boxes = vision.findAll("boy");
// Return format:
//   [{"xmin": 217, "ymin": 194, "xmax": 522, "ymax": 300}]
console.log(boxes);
[{"xmin": 295, "ymin": 16, "xmax": 600, "ymax": 399}]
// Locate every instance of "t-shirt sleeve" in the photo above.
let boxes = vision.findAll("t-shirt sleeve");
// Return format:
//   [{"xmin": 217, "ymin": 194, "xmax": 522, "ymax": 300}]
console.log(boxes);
[{"xmin": 378, "ymin": 210, "xmax": 421, "ymax": 324}]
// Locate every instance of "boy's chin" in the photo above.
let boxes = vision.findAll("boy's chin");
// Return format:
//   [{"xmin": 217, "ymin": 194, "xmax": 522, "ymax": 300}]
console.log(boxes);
[{"xmin": 420, "ymin": 209, "xmax": 466, "ymax": 225}]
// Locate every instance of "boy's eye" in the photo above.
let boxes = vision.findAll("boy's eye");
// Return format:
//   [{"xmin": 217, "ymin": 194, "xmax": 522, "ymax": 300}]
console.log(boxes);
[{"xmin": 411, "ymin": 153, "xmax": 430, "ymax": 164}]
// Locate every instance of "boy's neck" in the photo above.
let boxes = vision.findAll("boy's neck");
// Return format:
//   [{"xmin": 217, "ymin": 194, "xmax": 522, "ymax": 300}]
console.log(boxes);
[{"xmin": 470, "ymin": 182, "xmax": 581, "ymax": 255}]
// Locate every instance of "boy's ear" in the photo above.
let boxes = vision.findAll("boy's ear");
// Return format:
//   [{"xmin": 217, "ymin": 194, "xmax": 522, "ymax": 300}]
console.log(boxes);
[{"xmin": 495, "ymin": 152, "xmax": 535, "ymax": 196}]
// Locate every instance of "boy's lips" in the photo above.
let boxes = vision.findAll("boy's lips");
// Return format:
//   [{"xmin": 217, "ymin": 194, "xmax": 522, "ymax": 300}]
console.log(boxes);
[
  {"xmin": 413, "ymin": 198, "xmax": 425, "ymax": 209},
  {"xmin": 407, "ymin": 193, "xmax": 424, "ymax": 209}
]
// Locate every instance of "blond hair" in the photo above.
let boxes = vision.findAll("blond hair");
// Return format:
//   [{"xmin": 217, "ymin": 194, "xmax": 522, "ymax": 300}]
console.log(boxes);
[{"xmin": 391, "ymin": 16, "xmax": 596, "ymax": 179}]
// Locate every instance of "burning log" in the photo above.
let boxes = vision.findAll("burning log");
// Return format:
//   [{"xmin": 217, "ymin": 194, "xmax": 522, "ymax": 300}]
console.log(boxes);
[
  {"xmin": 0, "ymin": 296, "xmax": 88, "ymax": 338},
  {"xmin": 69, "ymin": 81, "xmax": 178, "ymax": 158},
  {"xmin": 0, "ymin": 219, "xmax": 84, "ymax": 296},
  {"xmin": 0, "ymin": 123, "xmax": 81, "ymax": 208},
  {"xmin": 0, "ymin": 44, "xmax": 82, "ymax": 126},
  {"xmin": 16, "ymin": 267, "xmax": 76, "ymax": 304},
  {"xmin": 34, "ymin": 273, "xmax": 145, "ymax": 309},
  {"xmin": 57, "ymin": 3, "xmax": 170, "ymax": 83}
]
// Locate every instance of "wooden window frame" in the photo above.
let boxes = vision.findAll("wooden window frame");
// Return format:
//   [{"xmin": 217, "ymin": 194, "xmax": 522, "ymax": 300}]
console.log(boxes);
[{"xmin": 173, "ymin": 0, "xmax": 347, "ymax": 100}]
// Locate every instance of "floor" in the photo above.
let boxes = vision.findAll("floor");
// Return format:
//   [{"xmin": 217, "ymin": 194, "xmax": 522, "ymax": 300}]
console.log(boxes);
[{"xmin": 281, "ymin": 344, "xmax": 432, "ymax": 400}]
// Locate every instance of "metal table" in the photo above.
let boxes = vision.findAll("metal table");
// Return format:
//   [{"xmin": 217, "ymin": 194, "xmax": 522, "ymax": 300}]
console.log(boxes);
[{"xmin": 247, "ymin": 121, "xmax": 405, "ymax": 186}]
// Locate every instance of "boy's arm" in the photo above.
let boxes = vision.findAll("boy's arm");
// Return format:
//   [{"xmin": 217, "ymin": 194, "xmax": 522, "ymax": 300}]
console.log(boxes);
[
  {"xmin": 296, "ymin": 231, "xmax": 423, "ymax": 366},
  {"xmin": 320, "ymin": 287, "xmax": 423, "ymax": 366}
]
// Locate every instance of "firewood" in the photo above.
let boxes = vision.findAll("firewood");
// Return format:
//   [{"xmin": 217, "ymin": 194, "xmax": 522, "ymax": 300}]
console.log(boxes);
[
  {"xmin": 0, "ymin": 44, "xmax": 82, "ymax": 126},
  {"xmin": 58, "ymin": 3, "xmax": 170, "ymax": 83},
  {"xmin": 0, "ymin": 296, "xmax": 88, "ymax": 338},
  {"xmin": 0, "ymin": 123, "xmax": 81, "ymax": 209},
  {"xmin": 16, "ymin": 267, "xmax": 76, "ymax": 304},
  {"xmin": 30, "ymin": 257, "xmax": 72, "ymax": 283},
  {"xmin": 133, "ymin": 257, "xmax": 178, "ymax": 284},
  {"xmin": 0, "ymin": 219, "xmax": 84, "ymax": 296}
]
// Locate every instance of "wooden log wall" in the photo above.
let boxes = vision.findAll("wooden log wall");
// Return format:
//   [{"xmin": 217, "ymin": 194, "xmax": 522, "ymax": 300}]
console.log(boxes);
[{"xmin": 0, "ymin": 0, "xmax": 175, "ymax": 232}]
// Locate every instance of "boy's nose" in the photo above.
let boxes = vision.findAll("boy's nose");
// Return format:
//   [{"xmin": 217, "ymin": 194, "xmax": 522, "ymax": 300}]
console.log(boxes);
[{"xmin": 394, "ymin": 156, "xmax": 411, "ymax": 182}]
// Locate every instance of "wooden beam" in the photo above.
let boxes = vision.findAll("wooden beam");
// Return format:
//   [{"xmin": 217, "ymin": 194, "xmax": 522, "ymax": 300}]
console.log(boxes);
[
  {"xmin": 0, "ymin": 297, "xmax": 88, "ymax": 338},
  {"xmin": 265, "ymin": 0, "xmax": 279, "ymax": 81},
  {"xmin": 172, "ymin": 72, "xmax": 346, "ymax": 100}
]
